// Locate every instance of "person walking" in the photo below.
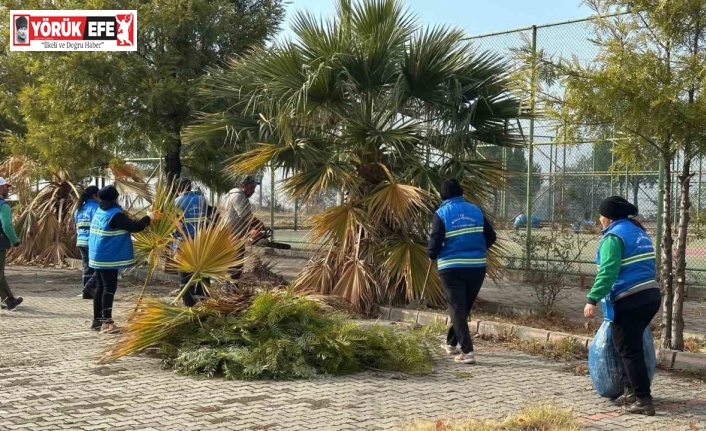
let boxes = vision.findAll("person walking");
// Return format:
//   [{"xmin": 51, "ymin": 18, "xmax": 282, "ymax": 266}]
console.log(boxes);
[
  {"xmin": 584, "ymin": 196, "xmax": 660, "ymax": 416},
  {"xmin": 220, "ymin": 175, "xmax": 265, "ymax": 284},
  {"xmin": 0, "ymin": 177, "xmax": 22, "ymax": 311},
  {"xmin": 427, "ymin": 178, "xmax": 496, "ymax": 364},
  {"xmin": 173, "ymin": 178, "xmax": 210, "ymax": 306},
  {"xmin": 88, "ymin": 185, "xmax": 153, "ymax": 333},
  {"xmin": 74, "ymin": 185, "xmax": 100, "ymax": 299}
]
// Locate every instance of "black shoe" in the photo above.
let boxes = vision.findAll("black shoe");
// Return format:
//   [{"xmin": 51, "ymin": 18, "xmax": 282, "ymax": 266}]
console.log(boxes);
[
  {"xmin": 82, "ymin": 290, "xmax": 94, "ymax": 300},
  {"xmin": 612, "ymin": 387, "xmax": 636, "ymax": 405},
  {"xmin": 90, "ymin": 320, "xmax": 102, "ymax": 331},
  {"xmin": 626, "ymin": 398, "xmax": 655, "ymax": 416},
  {"xmin": 7, "ymin": 297, "xmax": 23, "ymax": 311}
]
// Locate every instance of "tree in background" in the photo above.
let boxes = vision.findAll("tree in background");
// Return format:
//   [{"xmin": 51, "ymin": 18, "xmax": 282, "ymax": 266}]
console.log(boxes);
[
  {"xmin": 0, "ymin": 0, "xmax": 285, "ymax": 185},
  {"xmin": 557, "ymin": 0, "xmax": 706, "ymax": 350},
  {"xmin": 184, "ymin": 0, "xmax": 527, "ymax": 310}
]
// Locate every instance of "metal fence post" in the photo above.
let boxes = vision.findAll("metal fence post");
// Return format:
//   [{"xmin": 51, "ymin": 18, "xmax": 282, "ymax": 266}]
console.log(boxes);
[
  {"xmin": 655, "ymin": 156, "xmax": 665, "ymax": 272},
  {"xmin": 294, "ymin": 199, "xmax": 299, "ymax": 231},
  {"xmin": 698, "ymin": 156, "xmax": 703, "ymax": 233},
  {"xmin": 524, "ymin": 25, "xmax": 537, "ymax": 271},
  {"xmin": 270, "ymin": 166, "xmax": 275, "ymax": 241}
]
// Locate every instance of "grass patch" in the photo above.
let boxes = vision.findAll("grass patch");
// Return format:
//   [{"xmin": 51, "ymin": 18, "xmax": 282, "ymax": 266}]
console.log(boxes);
[
  {"xmin": 477, "ymin": 334, "xmax": 588, "ymax": 362},
  {"xmin": 471, "ymin": 309, "xmax": 595, "ymax": 336},
  {"xmin": 104, "ymin": 290, "xmax": 437, "ymax": 380},
  {"xmin": 404, "ymin": 405, "xmax": 582, "ymax": 431}
]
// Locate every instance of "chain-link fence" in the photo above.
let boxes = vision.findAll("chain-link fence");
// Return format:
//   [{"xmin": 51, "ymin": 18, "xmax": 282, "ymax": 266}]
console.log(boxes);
[
  {"xmin": 116, "ymin": 15, "xmax": 706, "ymax": 283},
  {"xmin": 468, "ymin": 16, "xmax": 706, "ymax": 283}
]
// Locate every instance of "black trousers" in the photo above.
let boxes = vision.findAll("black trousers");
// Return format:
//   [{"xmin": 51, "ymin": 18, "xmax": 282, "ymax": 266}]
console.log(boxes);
[
  {"xmin": 179, "ymin": 272, "xmax": 210, "ymax": 307},
  {"xmin": 440, "ymin": 266, "xmax": 486, "ymax": 354},
  {"xmin": 0, "ymin": 249, "xmax": 16, "ymax": 303},
  {"xmin": 93, "ymin": 269, "xmax": 119, "ymax": 322},
  {"xmin": 78, "ymin": 246, "xmax": 96, "ymax": 291},
  {"xmin": 611, "ymin": 299, "xmax": 661, "ymax": 399},
  {"xmin": 228, "ymin": 243, "xmax": 246, "ymax": 281}
]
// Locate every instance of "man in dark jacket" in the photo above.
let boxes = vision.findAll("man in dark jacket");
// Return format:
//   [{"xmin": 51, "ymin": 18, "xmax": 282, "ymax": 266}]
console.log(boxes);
[
  {"xmin": 427, "ymin": 179, "xmax": 496, "ymax": 364},
  {"xmin": 0, "ymin": 177, "xmax": 22, "ymax": 311}
]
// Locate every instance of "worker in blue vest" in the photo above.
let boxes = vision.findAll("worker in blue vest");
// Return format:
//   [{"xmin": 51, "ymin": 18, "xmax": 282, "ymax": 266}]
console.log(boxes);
[
  {"xmin": 89, "ymin": 185, "xmax": 154, "ymax": 334},
  {"xmin": 174, "ymin": 178, "xmax": 210, "ymax": 307},
  {"xmin": 74, "ymin": 185, "xmax": 100, "ymax": 300},
  {"xmin": 427, "ymin": 179, "xmax": 496, "ymax": 365},
  {"xmin": 584, "ymin": 196, "xmax": 660, "ymax": 416}
]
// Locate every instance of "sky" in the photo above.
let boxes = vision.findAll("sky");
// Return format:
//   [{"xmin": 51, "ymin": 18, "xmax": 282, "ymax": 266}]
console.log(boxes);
[{"xmin": 280, "ymin": 0, "xmax": 594, "ymax": 38}]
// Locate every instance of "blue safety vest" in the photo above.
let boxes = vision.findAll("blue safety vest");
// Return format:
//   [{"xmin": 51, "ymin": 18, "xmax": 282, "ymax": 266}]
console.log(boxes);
[
  {"xmin": 74, "ymin": 200, "xmax": 99, "ymax": 247},
  {"xmin": 436, "ymin": 197, "xmax": 487, "ymax": 270},
  {"xmin": 596, "ymin": 219, "xmax": 656, "ymax": 303},
  {"xmin": 175, "ymin": 192, "xmax": 208, "ymax": 239},
  {"xmin": 88, "ymin": 206, "xmax": 135, "ymax": 269}
]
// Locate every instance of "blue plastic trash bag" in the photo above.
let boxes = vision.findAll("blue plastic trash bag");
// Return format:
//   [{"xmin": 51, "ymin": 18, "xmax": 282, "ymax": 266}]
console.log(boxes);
[{"xmin": 588, "ymin": 299, "xmax": 656, "ymax": 398}]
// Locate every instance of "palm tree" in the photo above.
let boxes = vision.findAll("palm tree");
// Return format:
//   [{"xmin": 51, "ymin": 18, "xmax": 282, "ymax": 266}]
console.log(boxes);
[{"xmin": 183, "ymin": 0, "xmax": 527, "ymax": 311}]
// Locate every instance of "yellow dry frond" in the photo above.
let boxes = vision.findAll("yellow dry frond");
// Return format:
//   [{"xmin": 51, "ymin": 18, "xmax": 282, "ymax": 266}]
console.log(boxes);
[
  {"xmin": 331, "ymin": 258, "xmax": 376, "ymax": 310},
  {"xmin": 308, "ymin": 202, "xmax": 371, "ymax": 247},
  {"xmin": 109, "ymin": 159, "xmax": 146, "ymax": 182},
  {"xmin": 365, "ymin": 181, "xmax": 433, "ymax": 226},
  {"xmin": 101, "ymin": 298, "xmax": 204, "ymax": 363},
  {"xmin": 132, "ymin": 178, "xmax": 182, "ymax": 269},
  {"xmin": 170, "ymin": 218, "xmax": 244, "ymax": 287},
  {"xmin": 227, "ymin": 143, "xmax": 279, "ymax": 175},
  {"xmin": 292, "ymin": 257, "xmax": 335, "ymax": 295},
  {"xmin": 381, "ymin": 238, "xmax": 444, "ymax": 305}
]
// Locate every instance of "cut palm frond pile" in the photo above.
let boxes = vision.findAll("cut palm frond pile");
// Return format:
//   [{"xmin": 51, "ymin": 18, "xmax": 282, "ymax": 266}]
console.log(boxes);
[{"xmin": 102, "ymin": 290, "xmax": 435, "ymax": 380}]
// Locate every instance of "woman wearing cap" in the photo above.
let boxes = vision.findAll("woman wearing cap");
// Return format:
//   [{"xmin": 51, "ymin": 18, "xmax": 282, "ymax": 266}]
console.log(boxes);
[
  {"xmin": 74, "ymin": 185, "xmax": 100, "ymax": 300},
  {"xmin": 88, "ymin": 185, "xmax": 154, "ymax": 333},
  {"xmin": 427, "ymin": 178, "xmax": 496, "ymax": 365},
  {"xmin": 584, "ymin": 196, "xmax": 661, "ymax": 416}
]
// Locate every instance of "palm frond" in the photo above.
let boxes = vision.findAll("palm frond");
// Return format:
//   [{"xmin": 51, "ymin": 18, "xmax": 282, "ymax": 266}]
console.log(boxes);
[
  {"xmin": 331, "ymin": 257, "xmax": 376, "ymax": 310},
  {"xmin": 292, "ymin": 256, "xmax": 336, "ymax": 295},
  {"xmin": 170, "ymin": 218, "xmax": 245, "ymax": 303},
  {"xmin": 101, "ymin": 298, "xmax": 205, "ymax": 363},
  {"xmin": 380, "ymin": 238, "xmax": 444, "ymax": 305}
]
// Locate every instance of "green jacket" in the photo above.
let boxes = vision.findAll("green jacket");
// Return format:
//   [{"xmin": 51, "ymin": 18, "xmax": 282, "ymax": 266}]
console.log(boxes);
[{"xmin": 0, "ymin": 202, "xmax": 19, "ymax": 250}]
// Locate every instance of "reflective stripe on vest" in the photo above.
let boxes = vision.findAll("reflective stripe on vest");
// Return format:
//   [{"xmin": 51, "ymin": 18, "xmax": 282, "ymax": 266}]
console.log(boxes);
[
  {"xmin": 75, "ymin": 200, "xmax": 99, "ymax": 247},
  {"xmin": 436, "ymin": 196, "xmax": 487, "ymax": 269},
  {"xmin": 597, "ymin": 219, "xmax": 657, "ymax": 303},
  {"xmin": 88, "ymin": 206, "xmax": 135, "ymax": 269}
]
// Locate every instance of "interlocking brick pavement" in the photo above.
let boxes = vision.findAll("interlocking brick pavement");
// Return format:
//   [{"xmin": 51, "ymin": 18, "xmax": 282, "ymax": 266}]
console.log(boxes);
[{"xmin": 1, "ymin": 266, "xmax": 706, "ymax": 430}]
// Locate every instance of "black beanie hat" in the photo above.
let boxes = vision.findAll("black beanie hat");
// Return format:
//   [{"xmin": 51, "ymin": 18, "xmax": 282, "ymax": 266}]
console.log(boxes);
[
  {"xmin": 83, "ymin": 185, "xmax": 99, "ymax": 199},
  {"xmin": 98, "ymin": 185, "xmax": 119, "ymax": 202},
  {"xmin": 599, "ymin": 196, "xmax": 638, "ymax": 220},
  {"xmin": 15, "ymin": 16, "xmax": 27, "ymax": 29},
  {"xmin": 440, "ymin": 178, "xmax": 464, "ymax": 201}
]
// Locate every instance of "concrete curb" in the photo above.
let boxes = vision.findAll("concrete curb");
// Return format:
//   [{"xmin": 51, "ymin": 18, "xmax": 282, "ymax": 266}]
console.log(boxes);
[{"xmin": 380, "ymin": 306, "xmax": 706, "ymax": 373}]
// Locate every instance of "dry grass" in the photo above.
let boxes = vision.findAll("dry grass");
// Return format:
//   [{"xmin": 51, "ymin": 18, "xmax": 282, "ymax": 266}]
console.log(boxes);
[
  {"xmin": 684, "ymin": 337, "xmax": 706, "ymax": 354},
  {"xmin": 405, "ymin": 405, "xmax": 582, "ymax": 431},
  {"xmin": 471, "ymin": 309, "xmax": 595, "ymax": 336},
  {"xmin": 476, "ymin": 333, "xmax": 588, "ymax": 362}
]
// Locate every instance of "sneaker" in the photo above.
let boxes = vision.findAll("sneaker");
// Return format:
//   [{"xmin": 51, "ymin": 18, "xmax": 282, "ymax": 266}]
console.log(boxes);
[
  {"xmin": 454, "ymin": 352, "xmax": 476, "ymax": 364},
  {"xmin": 440, "ymin": 343, "xmax": 460, "ymax": 355},
  {"xmin": 100, "ymin": 322, "xmax": 121, "ymax": 335},
  {"xmin": 7, "ymin": 297, "xmax": 23, "ymax": 311}
]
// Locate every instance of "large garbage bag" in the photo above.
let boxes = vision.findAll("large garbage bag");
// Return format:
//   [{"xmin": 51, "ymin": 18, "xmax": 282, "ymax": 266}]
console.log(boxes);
[{"xmin": 588, "ymin": 299, "xmax": 657, "ymax": 398}]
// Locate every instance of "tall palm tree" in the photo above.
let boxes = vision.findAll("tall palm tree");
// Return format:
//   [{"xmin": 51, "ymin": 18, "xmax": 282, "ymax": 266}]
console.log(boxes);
[{"xmin": 183, "ymin": 0, "xmax": 527, "ymax": 311}]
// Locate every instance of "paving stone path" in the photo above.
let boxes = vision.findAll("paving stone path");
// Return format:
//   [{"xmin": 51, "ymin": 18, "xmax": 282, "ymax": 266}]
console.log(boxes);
[{"xmin": 1, "ymin": 266, "xmax": 706, "ymax": 431}]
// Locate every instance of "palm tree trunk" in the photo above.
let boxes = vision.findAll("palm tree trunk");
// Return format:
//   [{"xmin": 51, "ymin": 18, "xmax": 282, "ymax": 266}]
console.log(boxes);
[{"xmin": 660, "ymin": 149, "xmax": 674, "ymax": 350}]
